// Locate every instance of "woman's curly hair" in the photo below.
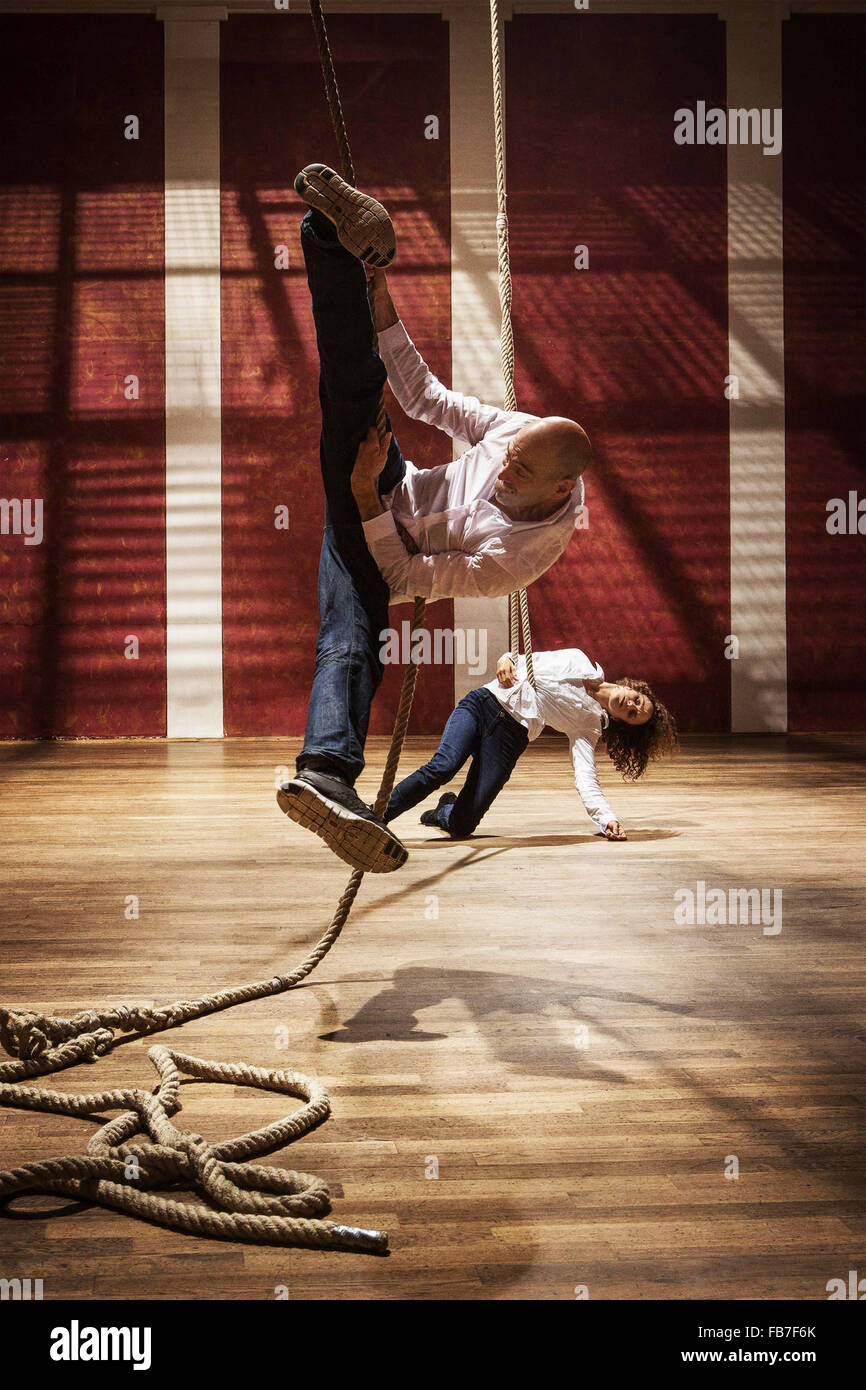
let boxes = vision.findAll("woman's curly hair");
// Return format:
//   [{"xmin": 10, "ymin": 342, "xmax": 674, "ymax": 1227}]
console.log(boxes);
[{"xmin": 600, "ymin": 678, "xmax": 678, "ymax": 781}]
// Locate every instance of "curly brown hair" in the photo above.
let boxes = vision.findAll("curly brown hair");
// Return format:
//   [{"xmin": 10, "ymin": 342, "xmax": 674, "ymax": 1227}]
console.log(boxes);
[{"xmin": 600, "ymin": 678, "xmax": 678, "ymax": 781}]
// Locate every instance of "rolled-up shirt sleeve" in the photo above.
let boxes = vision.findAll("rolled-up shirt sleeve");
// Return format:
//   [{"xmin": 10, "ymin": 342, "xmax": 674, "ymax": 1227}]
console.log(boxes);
[
  {"xmin": 570, "ymin": 734, "xmax": 617, "ymax": 833},
  {"xmin": 363, "ymin": 508, "xmax": 572, "ymax": 602},
  {"xmin": 362, "ymin": 510, "xmax": 521, "ymax": 601}
]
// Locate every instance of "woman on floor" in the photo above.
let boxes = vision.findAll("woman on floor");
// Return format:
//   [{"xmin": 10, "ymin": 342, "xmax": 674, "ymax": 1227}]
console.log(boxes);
[{"xmin": 383, "ymin": 647, "xmax": 677, "ymax": 841}]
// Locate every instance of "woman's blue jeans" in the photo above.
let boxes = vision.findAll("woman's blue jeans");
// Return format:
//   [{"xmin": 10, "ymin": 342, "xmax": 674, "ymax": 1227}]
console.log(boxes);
[{"xmin": 385, "ymin": 688, "xmax": 529, "ymax": 838}]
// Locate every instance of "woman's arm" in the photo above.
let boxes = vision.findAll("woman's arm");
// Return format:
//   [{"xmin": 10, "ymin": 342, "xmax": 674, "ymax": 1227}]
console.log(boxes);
[{"xmin": 570, "ymin": 734, "xmax": 625, "ymax": 839}]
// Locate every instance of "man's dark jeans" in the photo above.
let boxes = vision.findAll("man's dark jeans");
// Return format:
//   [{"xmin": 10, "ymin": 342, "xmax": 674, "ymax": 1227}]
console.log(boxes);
[
  {"xmin": 384, "ymin": 688, "xmax": 529, "ymax": 838},
  {"xmin": 297, "ymin": 208, "xmax": 406, "ymax": 786}
]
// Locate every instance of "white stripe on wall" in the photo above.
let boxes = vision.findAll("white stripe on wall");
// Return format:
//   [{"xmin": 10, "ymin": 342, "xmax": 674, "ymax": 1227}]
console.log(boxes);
[
  {"xmin": 725, "ymin": 7, "xmax": 788, "ymax": 732},
  {"xmin": 162, "ymin": 12, "xmax": 225, "ymax": 736},
  {"xmin": 447, "ymin": 2, "xmax": 511, "ymax": 701}
]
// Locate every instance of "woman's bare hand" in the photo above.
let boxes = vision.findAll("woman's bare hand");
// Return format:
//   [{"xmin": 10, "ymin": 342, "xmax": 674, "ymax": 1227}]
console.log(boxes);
[{"xmin": 497, "ymin": 656, "xmax": 517, "ymax": 688}]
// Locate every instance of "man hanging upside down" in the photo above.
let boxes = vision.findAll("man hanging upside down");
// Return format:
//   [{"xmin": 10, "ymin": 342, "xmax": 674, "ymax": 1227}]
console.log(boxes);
[
  {"xmin": 277, "ymin": 164, "xmax": 592, "ymax": 875},
  {"xmin": 383, "ymin": 648, "xmax": 677, "ymax": 841}
]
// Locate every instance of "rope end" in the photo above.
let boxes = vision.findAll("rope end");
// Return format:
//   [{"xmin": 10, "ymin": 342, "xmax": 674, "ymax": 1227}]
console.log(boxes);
[{"xmin": 329, "ymin": 1223, "xmax": 389, "ymax": 1255}]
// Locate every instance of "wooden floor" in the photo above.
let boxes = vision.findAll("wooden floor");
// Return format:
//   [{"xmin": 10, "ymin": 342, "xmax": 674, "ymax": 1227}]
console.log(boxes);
[{"xmin": 0, "ymin": 733, "xmax": 864, "ymax": 1301}]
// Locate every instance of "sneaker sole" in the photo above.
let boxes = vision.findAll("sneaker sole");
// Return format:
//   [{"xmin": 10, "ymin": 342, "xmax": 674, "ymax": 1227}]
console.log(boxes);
[
  {"xmin": 277, "ymin": 780, "xmax": 407, "ymax": 874},
  {"xmin": 295, "ymin": 163, "xmax": 396, "ymax": 268}
]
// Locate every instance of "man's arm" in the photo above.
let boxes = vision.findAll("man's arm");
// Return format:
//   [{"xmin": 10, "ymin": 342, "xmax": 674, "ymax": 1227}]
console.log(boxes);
[
  {"xmin": 368, "ymin": 271, "xmax": 399, "ymax": 332},
  {"xmin": 350, "ymin": 430, "xmax": 521, "ymax": 598},
  {"xmin": 351, "ymin": 426, "xmax": 391, "ymax": 522},
  {"xmin": 368, "ymin": 270, "xmax": 536, "ymax": 447},
  {"xmin": 351, "ymin": 430, "xmax": 572, "ymax": 601},
  {"xmin": 363, "ymin": 512, "xmax": 520, "ymax": 600}
]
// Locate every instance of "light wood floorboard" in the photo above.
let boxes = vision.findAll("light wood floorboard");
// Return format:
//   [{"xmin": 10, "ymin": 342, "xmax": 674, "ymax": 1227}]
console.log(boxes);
[{"xmin": 0, "ymin": 734, "xmax": 863, "ymax": 1300}]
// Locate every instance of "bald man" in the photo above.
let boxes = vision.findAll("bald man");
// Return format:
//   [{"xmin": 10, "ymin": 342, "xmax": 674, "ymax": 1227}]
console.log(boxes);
[{"xmin": 278, "ymin": 165, "xmax": 591, "ymax": 875}]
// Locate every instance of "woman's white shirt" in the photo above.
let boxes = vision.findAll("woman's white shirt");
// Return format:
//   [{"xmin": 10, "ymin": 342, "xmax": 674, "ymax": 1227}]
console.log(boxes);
[{"xmin": 483, "ymin": 648, "xmax": 617, "ymax": 833}]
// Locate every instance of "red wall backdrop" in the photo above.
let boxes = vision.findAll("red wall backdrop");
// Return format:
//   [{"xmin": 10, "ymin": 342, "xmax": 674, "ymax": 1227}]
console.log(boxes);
[
  {"xmin": 783, "ymin": 15, "xmax": 866, "ymax": 732},
  {"xmin": 0, "ymin": 16, "xmax": 166, "ymax": 737},
  {"xmin": 0, "ymin": 13, "xmax": 863, "ymax": 739},
  {"xmin": 505, "ymin": 14, "xmax": 730, "ymax": 733},
  {"xmin": 220, "ymin": 13, "xmax": 454, "ymax": 736}
]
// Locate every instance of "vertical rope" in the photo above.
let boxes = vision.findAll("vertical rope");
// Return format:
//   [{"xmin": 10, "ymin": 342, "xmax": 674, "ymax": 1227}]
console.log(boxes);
[
  {"xmin": 308, "ymin": 0, "xmax": 389, "ymax": 443},
  {"xmin": 307, "ymin": 0, "xmax": 355, "ymax": 189},
  {"xmin": 518, "ymin": 587, "xmax": 535, "ymax": 688},
  {"xmin": 490, "ymin": 0, "xmax": 535, "ymax": 688},
  {"xmin": 490, "ymin": 0, "xmax": 517, "ymax": 416}
]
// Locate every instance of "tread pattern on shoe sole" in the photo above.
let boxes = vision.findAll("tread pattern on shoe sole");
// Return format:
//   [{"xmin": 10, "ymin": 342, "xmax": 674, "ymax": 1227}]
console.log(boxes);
[
  {"xmin": 296, "ymin": 166, "xmax": 395, "ymax": 267},
  {"xmin": 278, "ymin": 783, "xmax": 407, "ymax": 874}
]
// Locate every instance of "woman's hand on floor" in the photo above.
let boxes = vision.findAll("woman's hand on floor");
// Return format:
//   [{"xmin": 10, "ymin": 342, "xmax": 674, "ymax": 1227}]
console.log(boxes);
[{"xmin": 605, "ymin": 821, "xmax": 627, "ymax": 840}]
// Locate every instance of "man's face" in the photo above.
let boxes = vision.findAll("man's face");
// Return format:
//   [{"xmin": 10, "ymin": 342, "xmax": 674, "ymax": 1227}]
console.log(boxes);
[
  {"xmin": 493, "ymin": 433, "xmax": 570, "ymax": 510},
  {"xmin": 608, "ymin": 684, "xmax": 653, "ymax": 726}
]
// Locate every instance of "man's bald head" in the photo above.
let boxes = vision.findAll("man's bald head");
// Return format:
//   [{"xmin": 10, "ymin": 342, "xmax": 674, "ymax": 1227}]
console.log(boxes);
[
  {"xmin": 519, "ymin": 416, "xmax": 593, "ymax": 481},
  {"xmin": 493, "ymin": 416, "xmax": 592, "ymax": 518}
]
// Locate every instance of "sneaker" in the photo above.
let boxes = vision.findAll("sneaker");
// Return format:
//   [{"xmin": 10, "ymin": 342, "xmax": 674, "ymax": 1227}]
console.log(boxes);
[
  {"xmin": 295, "ymin": 163, "xmax": 396, "ymax": 268},
  {"xmin": 277, "ymin": 770, "xmax": 407, "ymax": 873},
  {"xmin": 420, "ymin": 792, "xmax": 457, "ymax": 828}
]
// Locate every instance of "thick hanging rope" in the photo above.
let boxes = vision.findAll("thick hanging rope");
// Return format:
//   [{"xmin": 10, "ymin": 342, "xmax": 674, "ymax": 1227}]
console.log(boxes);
[
  {"xmin": 490, "ymin": 0, "xmax": 536, "ymax": 690},
  {"xmin": 0, "ymin": 0, "xmax": 427, "ymax": 1257},
  {"xmin": 307, "ymin": 0, "xmax": 355, "ymax": 190},
  {"xmin": 307, "ymin": 0, "xmax": 389, "ymax": 446}
]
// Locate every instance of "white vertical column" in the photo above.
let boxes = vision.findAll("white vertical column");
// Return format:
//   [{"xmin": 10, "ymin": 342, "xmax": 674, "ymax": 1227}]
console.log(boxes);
[
  {"xmin": 725, "ymin": 3, "xmax": 788, "ymax": 732},
  {"xmin": 161, "ymin": 9, "xmax": 225, "ymax": 737},
  {"xmin": 447, "ymin": 3, "xmax": 510, "ymax": 700}
]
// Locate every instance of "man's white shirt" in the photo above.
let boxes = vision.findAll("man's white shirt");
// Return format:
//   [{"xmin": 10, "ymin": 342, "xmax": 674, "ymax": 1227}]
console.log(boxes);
[
  {"xmin": 363, "ymin": 322, "xmax": 586, "ymax": 604},
  {"xmin": 483, "ymin": 648, "xmax": 618, "ymax": 834}
]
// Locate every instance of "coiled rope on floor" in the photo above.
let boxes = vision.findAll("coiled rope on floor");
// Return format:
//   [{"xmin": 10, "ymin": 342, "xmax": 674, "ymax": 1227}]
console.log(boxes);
[{"xmin": 0, "ymin": 0, "xmax": 426, "ymax": 1258}]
